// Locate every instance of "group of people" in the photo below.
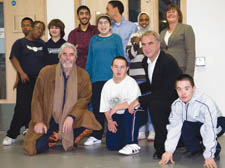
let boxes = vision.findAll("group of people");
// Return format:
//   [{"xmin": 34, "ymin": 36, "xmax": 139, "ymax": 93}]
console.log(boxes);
[{"xmin": 2, "ymin": 1, "xmax": 225, "ymax": 168}]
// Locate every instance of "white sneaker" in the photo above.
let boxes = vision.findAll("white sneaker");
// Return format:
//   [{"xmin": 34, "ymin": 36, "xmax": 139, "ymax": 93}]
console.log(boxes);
[
  {"xmin": 138, "ymin": 132, "xmax": 146, "ymax": 140},
  {"xmin": 84, "ymin": 136, "xmax": 101, "ymax": 146},
  {"xmin": 147, "ymin": 131, "xmax": 155, "ymax": 142},
  {"xmin": 2, "ymin": 136, "xmax": 16, "ymax": 146},
  {"xmin": 118, "ymin": 144, "xmax": 141, "ymax": 155}
]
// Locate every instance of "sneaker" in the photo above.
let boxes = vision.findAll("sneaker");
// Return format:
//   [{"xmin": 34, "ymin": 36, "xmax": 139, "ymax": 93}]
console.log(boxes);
[
  {"xmin": 147, "ymin": 131, "xmax": 155, "ymax": 142},
  {"xmin": 118, "ymin": 144, "xmax": 141, "ymax": 155},
  {"xmin": 84, "ymin": 136, "xmax": 101, "ymax": 146},
  {"xmin": 138, "ymin": 132, "xmax": 146, "ymax": 140},
  {"xmin": 2, "ymin": 136, "xmax": 16, "ymax": 146},
  {"xmin": 22, "ymin": 128, "xmax": 28, "ymax": 136}
]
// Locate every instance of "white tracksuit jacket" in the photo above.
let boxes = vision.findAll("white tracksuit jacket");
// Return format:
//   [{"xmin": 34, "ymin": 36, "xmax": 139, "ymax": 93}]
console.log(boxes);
[{"xmin": 165, "ymin": 88, "xmax": 223, "ymax": 158}]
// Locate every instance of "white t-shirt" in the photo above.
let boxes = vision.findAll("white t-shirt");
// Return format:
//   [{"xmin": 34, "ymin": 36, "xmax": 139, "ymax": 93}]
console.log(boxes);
[{"xmin": 100, "ymin": 75, "xmax": 141, "ymax": 114}]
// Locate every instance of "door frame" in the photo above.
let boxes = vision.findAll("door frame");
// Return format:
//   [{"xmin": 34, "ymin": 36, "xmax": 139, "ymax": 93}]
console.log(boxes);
[{"xmin": 0, "ymin": 0, "xmax": 47, "ymax": 103}]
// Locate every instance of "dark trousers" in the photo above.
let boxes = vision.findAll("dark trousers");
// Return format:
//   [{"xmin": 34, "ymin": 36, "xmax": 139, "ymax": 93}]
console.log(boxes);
[
  {"xmin": 7, "ymin": 77, "xmax": 36, "ymax": 139},
  {"xmin": 106, "ymin": 110, "xmax": 139, "ymax": 150},
  {"xmin": 181, "ymin": 120, "xmax": 224, "ymax": 155},
  {"xmin": 36, "ymin": 118, "xmax": 85, "ymax": 154},
  {"xmin": 181, "ymin": 121, "xmax": 203, "ymax": 152},
  {"xmin": 147, "ymin": 100, "xmax": 171, "ymax": 155},
  {"xmin": 90, "ymin": 81, "xmax": 106, "ymax": 140}
]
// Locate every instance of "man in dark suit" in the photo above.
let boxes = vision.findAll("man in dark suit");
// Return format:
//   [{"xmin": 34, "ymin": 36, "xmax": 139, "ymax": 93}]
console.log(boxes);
[{"xmin": 128, "ymin": 30, "xmax": 182, "ymax": 159}]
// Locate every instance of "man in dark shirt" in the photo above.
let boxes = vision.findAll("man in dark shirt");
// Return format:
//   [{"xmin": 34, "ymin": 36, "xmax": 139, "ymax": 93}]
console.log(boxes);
[
  {"xmin": 46, "ymin": 19, "xmax": 66, "ymax": 65},
  {"xmin": 2, "ymin": 21, "xmax": 48, "ymax": 146},
  {"xmin": 68, "ymin": 5, "xmax": 98, "ymax": 69}
]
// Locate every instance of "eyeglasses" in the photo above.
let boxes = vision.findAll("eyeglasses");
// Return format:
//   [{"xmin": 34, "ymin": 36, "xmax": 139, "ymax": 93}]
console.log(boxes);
[{"xmin": 98, "ymin": 20, "xmax": 110, "ymax": 25}]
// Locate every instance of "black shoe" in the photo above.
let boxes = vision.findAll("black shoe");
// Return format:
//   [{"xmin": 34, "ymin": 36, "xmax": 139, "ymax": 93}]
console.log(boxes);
[
  {"xmin": 153, "ymin": 151, "xmax": 162, "ymax": 160},
  {"xmin": 214, "ymin": 150, "xmax": 220, "ymax": 161},
  {"xmin": 183, "ymin": 150, "xmax": 202, "ymax": 158},
  {"xmin": 214, "ymin": 155, "xmax": 220, "ymax": 161}
]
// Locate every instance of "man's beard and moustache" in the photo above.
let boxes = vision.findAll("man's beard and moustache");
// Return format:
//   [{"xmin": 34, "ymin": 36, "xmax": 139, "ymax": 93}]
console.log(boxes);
[
  {"xmin": 61, "ymin": 60, "xmax": 75, "ymax": 71},
  {"xmin": 80, "ymin": 17, "xmax": 89, "ymax": 25}
]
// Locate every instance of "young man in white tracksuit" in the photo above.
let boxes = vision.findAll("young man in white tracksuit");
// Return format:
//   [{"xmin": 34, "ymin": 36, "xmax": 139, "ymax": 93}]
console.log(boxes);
[{"xmin": 159, "ymin": 74, "xmax": 225, "ymax": 168}]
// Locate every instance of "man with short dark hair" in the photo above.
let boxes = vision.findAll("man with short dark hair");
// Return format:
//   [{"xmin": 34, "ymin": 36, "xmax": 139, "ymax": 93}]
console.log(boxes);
[
  {"xmin": 106, "ymin": 1, "xmax": 138, "ymax": 61},
  {"xmin": 68, "ymin": 5, "xmax": 98, "ymax": 69},
  {"xmin": 23, "ymin": 43, "xmax": 102, "ymax": 155},
  {"xmin": 21, "ymin": 17, "xmax": 33, "ymax": 36},
  {"xmin": 100, "ymin": 56, "xmax": 141, "ymax": 155},
  {"xmin": 159, "ymin": 74, "xmax": 225, "ymax": 168},
  {"xmin": 3, "ymin": 21, "xmax": 47, "ymax": 146},
  {"xmin": 13, "ymin": 17, "xmax": 34, "ymax": 90}
]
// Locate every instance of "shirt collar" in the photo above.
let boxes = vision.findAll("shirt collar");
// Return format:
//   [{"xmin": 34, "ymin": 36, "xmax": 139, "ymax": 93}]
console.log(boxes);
[
  {"xmin": 147, "ymin": 50, "xmax": 160, "ymax": 64},
  {"xmin": 112, "ymin": 16, "xmax": 125, "ymax": 26},
  {"xmin": 77, "ymin": 23, "xmax": 92, "ymax": 32},
  {"xmin": 61, "ymin": 64, "xmax": 69, "ymax": 80}
]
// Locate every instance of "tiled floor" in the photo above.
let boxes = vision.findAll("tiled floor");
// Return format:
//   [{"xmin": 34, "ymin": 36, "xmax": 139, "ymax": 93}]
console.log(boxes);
[{"xmin": 0, "ymin": 132, "xmax": 224, "ymax": 168}]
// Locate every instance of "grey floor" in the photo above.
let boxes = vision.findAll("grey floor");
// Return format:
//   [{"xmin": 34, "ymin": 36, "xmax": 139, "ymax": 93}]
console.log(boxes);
[{"xmin": 0, "ymin": 132, "xmax": 224, "ymax": 168}]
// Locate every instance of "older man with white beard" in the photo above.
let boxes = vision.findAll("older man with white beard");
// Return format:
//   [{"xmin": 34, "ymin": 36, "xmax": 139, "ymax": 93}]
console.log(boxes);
[{"xmin": 23, "ymin": 42, "xmax": 101, "ymax": 155}]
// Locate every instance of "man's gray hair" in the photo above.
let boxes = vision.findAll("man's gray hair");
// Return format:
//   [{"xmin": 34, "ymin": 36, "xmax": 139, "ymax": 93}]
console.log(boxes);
[
  {"xmin": 58, "ymin": 42, "xmax": 77, "ymax": 59},
  {"xmin": 141, "ymin": 30, "xmax": 160, "ymax": 42}
]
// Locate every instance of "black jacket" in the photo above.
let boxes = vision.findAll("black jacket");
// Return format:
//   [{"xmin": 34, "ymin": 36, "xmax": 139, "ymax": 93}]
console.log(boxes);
[{"xmin": 139, "ymin": 50, "xmax": 182, "ymax": 107}]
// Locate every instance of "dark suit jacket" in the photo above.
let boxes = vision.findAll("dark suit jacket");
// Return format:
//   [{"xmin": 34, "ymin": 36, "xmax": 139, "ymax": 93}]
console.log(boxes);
[{"xmin": 139, "ymin": 50, "xmax": 182, "ymax": 108}]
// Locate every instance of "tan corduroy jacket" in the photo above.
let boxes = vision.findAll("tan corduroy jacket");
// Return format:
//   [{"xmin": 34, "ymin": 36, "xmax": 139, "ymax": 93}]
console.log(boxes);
[{"xmin": 23, "ymin": 65, "xmax": 102, "ymax": 155}]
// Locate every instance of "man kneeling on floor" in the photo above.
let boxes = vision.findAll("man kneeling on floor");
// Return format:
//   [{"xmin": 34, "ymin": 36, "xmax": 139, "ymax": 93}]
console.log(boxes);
[
  {"xmin": 23, "ymin": 42, "xmax": 102, "ymax": 155},
  {"xmin": 100, "ymin": 56, "xmax": 141, "ymax": 155},
  {"xmin": 159, "ymin": 74, "xmax": 225, "ymax": 168}
]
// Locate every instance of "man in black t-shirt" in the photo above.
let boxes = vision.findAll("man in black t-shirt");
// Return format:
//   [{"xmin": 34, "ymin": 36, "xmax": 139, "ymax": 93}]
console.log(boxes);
[{"xmin": 2, "ymin": 21, "xmax": 48, "ymax": 146}]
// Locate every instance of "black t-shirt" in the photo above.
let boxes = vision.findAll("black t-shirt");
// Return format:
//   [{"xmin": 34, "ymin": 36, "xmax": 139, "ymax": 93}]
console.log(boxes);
[
  {"xmin": 46, "ymin": 38, "xmax": 66, "ymax": 65},
  {"xmin": 9, "ymin": 37, "xmax": 48, "ymax": 77}
]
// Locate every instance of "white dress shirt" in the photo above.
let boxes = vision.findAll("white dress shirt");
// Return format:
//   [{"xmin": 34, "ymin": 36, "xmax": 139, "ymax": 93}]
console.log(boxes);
[{"xmin": 147, "ymin": 52, "xmax": 160, "ymax": 83}]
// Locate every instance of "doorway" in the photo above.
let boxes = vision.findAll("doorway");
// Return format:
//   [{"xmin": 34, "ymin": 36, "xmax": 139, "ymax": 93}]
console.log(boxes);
[{"xmin": 0, "ymin": 0, "xmax": 47, "ymax": 103}]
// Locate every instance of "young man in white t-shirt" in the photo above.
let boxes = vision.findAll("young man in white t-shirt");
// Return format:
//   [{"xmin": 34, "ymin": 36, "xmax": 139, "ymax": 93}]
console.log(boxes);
[{"xmin": 100, "ymin": 56, "xmax": 141, "ymax": 155}]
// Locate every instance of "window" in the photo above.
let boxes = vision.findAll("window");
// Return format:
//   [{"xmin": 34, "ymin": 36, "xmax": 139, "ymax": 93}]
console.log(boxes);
[{"xmin": 129, "ymin": 0, "xmax": 141, "ymax": 22}]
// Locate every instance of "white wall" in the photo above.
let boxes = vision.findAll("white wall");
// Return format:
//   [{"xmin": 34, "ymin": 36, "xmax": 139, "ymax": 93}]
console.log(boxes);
[
  {"xmin": 187, "ymin": 0, "xmax": 225, "ymax": 115},
  {"xmin": 46, "ymin": 0, "xmax": 225, "ymax": 115},
  {"xmin": 46, "ymin": 0, "xmax": 74, "ymax": 40}
]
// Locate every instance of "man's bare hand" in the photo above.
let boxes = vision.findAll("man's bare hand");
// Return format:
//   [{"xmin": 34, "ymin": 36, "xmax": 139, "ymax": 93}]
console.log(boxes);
[
  {"xmin": 20, "ymin": 72, "xmax": 30, "ymax": 84},
  {"xmin": 62, "ymin": 116, "xmax": 74, "ymax": 134},
  {"xmin": 34, "ymin": 122, "xmax": 47, "ymax": 134},
  {"xmin": 108, "ymin": 120, "xmax": 118, "ymax": 133},
  {"xmin": 159, "ymin": 152, "xmax": 175, "ymax": 166},
  {"xmin": 204, "ymin": 158, "xmax": 217, "ymax": 168}
]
